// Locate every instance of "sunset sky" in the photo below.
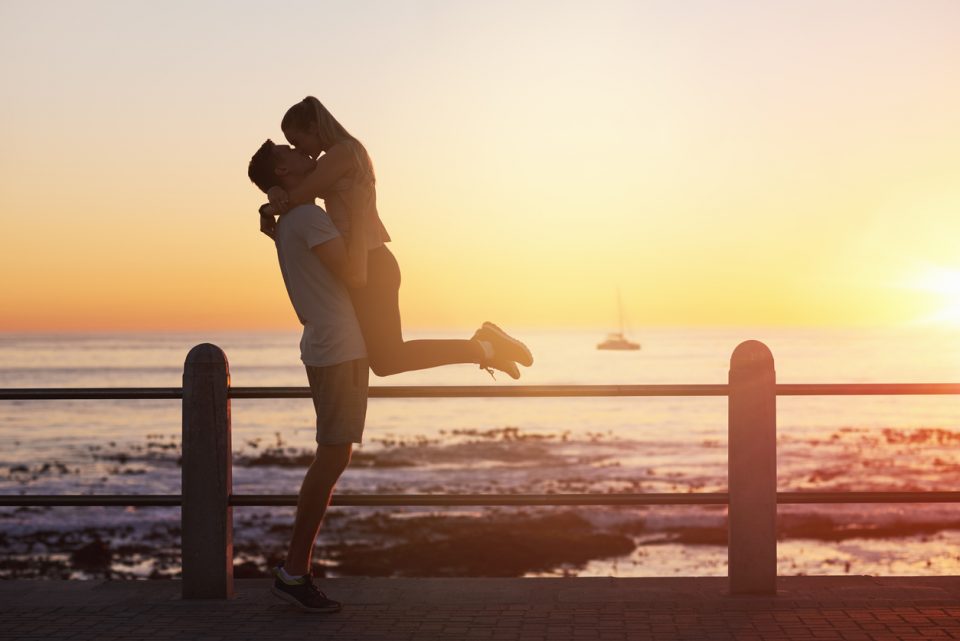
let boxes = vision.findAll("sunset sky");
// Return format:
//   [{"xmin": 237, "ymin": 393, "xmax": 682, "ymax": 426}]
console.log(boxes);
[{"xmin": 1, "ymin": 0, "xmax": 959, "ymax": 331}]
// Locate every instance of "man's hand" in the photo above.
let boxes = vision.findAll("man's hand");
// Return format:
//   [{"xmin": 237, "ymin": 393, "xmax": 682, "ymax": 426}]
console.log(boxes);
[{"xmin": 267, "ymin": 186, "xmax": 291, "ymax": 214}]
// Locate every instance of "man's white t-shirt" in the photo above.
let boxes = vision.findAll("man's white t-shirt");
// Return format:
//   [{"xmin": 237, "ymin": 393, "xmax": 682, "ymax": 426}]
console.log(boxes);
[{"xmin": 273, "ymin": 203, "xmax": 366, "ymax": 367}]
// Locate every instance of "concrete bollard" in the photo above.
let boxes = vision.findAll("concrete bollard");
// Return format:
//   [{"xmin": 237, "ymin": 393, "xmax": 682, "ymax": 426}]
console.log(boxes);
[
  {"xmin": 181, "ymin": 343, "xmax": 233, "ymax": 599},
  {"xmin": 728, "ymin": 340, "xmax": 777, "ymax": 595}
]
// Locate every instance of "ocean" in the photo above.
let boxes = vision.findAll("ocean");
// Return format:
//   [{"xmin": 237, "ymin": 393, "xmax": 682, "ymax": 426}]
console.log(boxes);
[{"xmin": 2, "ymin": 327, "xmax": 960, "ymax": 579}]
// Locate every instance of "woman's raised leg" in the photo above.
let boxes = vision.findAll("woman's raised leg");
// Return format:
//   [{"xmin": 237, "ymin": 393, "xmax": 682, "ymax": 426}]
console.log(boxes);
[{"xmin": 350, "ymin": 246, "xmax": 525, "ymax": 378}]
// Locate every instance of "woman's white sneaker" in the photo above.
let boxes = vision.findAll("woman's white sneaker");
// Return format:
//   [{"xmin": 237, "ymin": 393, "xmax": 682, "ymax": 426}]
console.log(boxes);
[
  {"xmin": 472, "ymin": 322, "xmax": 533, "ymax": 367},
  {"xmin": 473, "ymin": 338, "xmax": 521, "ymax": 380}
]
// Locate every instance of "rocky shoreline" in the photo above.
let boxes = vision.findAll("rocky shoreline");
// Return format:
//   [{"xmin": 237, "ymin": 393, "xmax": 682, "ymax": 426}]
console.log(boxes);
[
  {"xmin": 5, "ymin": 503, "xmax": 960, "ymax": 580},
  {"xmin": 5, "ymin": 423, "xmax": 960, "ymax": 579}
]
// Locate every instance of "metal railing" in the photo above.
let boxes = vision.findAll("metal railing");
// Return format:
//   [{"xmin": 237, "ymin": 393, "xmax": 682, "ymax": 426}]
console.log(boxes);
[{"xmin": 1, "ymin": 340, "xmax": 959, "ymax": 598}]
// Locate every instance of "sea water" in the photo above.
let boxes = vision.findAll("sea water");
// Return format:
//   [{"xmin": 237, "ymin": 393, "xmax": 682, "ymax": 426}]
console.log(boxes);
[{"xmin": 2, "ymin": 327, "xmax": 960, "ymax": 578}]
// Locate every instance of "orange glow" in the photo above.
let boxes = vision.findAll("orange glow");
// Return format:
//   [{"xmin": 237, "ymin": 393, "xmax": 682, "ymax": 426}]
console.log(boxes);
[{"xmin": 1, "ymin": 2, "xmax": 959, "ymax": 331}]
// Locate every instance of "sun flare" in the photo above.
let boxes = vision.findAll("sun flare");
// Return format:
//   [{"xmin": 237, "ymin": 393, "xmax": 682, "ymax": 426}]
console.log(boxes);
[{"xmin": 911, "ymin": 267, "xmax": 960, "ymax": 325}]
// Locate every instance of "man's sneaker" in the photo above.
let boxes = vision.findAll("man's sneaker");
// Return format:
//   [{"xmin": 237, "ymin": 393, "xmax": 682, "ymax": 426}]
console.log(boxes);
[
  {"xmin": 473, "ymin": 322, "xmax": 534, "ymax": 367},
  {"xmin": 270, "ymin": 564, "xmax": 341, "ymax": 613}
]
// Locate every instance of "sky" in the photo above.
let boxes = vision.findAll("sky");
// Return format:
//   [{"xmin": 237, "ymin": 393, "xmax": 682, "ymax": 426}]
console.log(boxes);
[{"xmin": 1, "ymin": 0, "xmax": 959, "ymax": 331}]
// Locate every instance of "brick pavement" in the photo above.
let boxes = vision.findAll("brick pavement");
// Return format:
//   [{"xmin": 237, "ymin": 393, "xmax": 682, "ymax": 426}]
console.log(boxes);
[{"xmin": 2, "ymin": 577, "xmax": 960, "ymax": 640}]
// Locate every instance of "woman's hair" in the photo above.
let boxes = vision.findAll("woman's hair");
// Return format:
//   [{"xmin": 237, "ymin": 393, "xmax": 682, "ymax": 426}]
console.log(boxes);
[{"xmin": 282, "ymin": 96, "xmax": 375, "ymax": 183}]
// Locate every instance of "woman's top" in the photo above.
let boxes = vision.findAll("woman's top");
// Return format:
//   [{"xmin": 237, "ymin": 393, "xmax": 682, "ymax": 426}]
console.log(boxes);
[{"xmin": 320, "ymin": 138, "xmax": 390, "ymax": 250}]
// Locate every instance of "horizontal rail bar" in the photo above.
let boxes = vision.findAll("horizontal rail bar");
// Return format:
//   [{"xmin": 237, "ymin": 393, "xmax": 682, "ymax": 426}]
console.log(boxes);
[
  {"xmin": 0, "ymin": 385, "xmax": 728, "ymax": 400},
  {"xmin": 234, "ymin": 493, "xmax": 730, "ymax": 506},
  {"xmin": 0, "ymin": 388, "xmax": 183, "ymax": 400},
  {"xmin": 5, "ymin": 491, "xmax": 960, "ymax": 508},
  {"xmin": 777, "ymin": 383, "xmax": 960, "ymax": 396},
  {"xmin": 0, "ymin": 493, "xmax": 728, "ymax": 507},
  {"xmin": 4, "ymin": 383, "xmax": 960, "ymax": 401},
  {"xmin": 778, "ymin": 491, "xmax": 960, "ymax": 504},
  {"xmin": 0, "ymin": 385, "xmax": 727, "ymax": 401},
  {"xmin": 0, "ymin": 495, "xmax": 182, "ymax": 506},
  {"xmin": 232, "ymin": 385, "xmax": 731, "ymax": 398}
]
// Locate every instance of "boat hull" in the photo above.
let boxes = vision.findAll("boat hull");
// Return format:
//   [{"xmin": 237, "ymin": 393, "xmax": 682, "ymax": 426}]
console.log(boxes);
[{"xmin": 597, "ymin": 341, "xmax": 641, "ymax": 351}]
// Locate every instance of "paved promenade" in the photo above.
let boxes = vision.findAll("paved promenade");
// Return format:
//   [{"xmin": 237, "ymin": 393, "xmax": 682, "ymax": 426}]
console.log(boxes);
[{"xmin": 2, "ymin": 576, "xmax": 960, "ymax": 640}]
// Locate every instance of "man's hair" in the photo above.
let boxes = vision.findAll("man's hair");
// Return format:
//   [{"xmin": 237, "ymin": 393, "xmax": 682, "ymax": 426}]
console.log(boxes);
[{"xmin": 248, "ymin": 139, "xmax": 281, "ymax": 194}]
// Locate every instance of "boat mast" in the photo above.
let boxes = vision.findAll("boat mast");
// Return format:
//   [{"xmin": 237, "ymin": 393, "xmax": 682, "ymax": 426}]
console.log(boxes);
[{"xmin": 617, "ymin": 288, "xmax": 624, "ymax": 336}]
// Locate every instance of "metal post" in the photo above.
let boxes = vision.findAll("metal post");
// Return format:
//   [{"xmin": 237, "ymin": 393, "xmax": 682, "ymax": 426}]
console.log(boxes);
[
  {"xmin": 181, "ymin": 344, "xmax": 233, "ymax": 599},
  {"xmin": 728, "ymin": 340, "xmax": 777, "ymax": 594}
]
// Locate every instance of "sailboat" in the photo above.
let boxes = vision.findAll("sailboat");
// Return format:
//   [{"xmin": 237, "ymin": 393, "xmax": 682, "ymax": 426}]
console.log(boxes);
[{"xmin": 597, "ymin": 290, "xmax": 641, "ymax": 351}]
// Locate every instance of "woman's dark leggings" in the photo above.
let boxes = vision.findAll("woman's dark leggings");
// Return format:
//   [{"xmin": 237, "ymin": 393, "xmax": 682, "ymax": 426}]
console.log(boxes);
[{"xmin": 349, "ymin": 246, "xmax": 479, "ymax": 377}]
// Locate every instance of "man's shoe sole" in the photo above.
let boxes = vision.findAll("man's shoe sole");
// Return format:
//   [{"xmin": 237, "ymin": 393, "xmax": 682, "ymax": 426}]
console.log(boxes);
[
  {"xmin": 270, "ymin": 586, "xmax": 342, "ymax": 613},
  {"xmin": 482, "ymin": 322, "xmax": 534, "ymax": 367}
]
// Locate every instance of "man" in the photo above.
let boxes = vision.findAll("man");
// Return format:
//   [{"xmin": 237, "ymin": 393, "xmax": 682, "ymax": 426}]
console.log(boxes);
[{"xmin": 247, "ymin": 140, "xmax": 369, "ymax": 613}]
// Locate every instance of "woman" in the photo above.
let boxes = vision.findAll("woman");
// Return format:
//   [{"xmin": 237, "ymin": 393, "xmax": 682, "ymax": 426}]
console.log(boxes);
[{"xmin": 260, "ymin": 96, "xmax": 532, "ymax": 379}]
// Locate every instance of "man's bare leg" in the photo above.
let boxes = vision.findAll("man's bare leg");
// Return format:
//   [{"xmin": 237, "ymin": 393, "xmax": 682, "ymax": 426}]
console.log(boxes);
[{"xmin": 284, "ymin": 443, "xmax": 353, "ymax": 576}]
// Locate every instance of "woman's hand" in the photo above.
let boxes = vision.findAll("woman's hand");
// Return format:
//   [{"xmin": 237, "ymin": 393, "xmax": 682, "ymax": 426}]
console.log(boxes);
[
  {"xmin": 258, "ymin": 204, "xmax": 277, "ymax": 239},
  {"xmin": 267, "ymin": 186, "xmax": 291, "ymax": 214}
]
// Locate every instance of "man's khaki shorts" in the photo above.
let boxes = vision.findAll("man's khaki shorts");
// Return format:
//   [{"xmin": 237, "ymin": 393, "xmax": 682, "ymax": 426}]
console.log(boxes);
[{"xmin": 305, "ymin": 358, "xmax": 369, "ymax": 445}]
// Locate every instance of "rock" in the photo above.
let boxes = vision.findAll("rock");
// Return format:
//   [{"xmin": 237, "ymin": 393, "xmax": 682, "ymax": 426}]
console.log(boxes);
[{"xmin": 71, "ymin": 538, "xmax": 112, "ymax": 570}]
